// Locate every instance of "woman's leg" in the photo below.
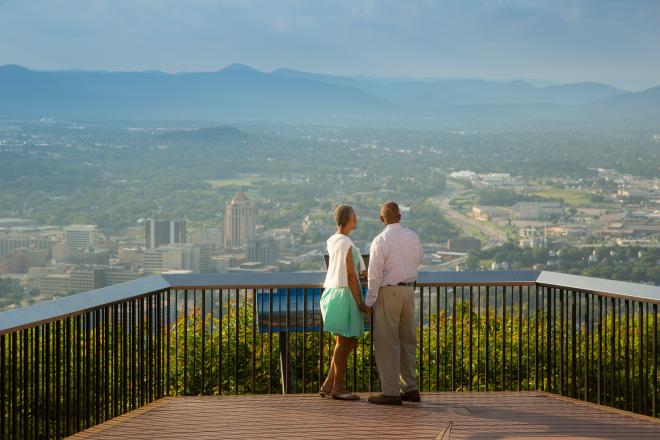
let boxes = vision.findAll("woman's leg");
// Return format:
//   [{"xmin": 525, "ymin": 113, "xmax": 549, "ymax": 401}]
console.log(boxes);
[
  {"xmin": 331, "ymin": 335, "xmax": 357, "ymax": 393},
  {"xmin": 321, "ymin": 361, "xmax": 335, "ymax": 393}
]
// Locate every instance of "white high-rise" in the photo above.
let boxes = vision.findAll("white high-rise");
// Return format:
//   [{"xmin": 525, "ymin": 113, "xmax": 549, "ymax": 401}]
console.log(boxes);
[{"xmin": 64, "ymin": 225, "xmax": 98, "ymax": 249}]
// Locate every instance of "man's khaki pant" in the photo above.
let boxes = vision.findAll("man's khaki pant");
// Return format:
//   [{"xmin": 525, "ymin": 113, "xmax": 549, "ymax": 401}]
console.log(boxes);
[{"xmin": 373, "ymin": 285, "xmax": 417, "ymax": 396}]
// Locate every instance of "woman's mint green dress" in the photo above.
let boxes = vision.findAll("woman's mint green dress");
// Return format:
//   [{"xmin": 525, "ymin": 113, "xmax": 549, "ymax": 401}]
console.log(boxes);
[{"xmin": 320, "ymin": 245, "xmax": 364, "ymax": 338}]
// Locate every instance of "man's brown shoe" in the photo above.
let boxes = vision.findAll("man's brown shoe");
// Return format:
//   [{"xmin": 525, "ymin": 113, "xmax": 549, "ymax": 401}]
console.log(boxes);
[
  {"xmin": 368, "ymin": 394, "xmax": 402, "ymax": 405},
  {"xmin": 401, "ymin": 390, "xmax": 421, "ymax": 402}
]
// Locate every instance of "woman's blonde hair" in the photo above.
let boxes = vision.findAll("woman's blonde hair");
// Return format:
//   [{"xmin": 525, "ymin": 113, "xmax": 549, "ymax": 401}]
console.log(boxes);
[{"xmin": 334, "ymin": 205, "xmax": 355, "ymax": 227}]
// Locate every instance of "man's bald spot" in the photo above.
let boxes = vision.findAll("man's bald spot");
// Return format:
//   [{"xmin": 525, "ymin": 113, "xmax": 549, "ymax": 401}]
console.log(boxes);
[{"xmin": 380, "ymin": 202, "xmax": 401, "ymax": 223}]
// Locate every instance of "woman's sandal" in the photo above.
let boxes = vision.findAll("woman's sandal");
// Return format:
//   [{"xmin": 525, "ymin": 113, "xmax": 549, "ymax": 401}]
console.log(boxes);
[
  {"xmin": 319, "ymin": 387, "xmax": 333, "ymax": 398},
  {"xmin": 331, "ymin": 392, "xmax": 360, "ymax": 401}
]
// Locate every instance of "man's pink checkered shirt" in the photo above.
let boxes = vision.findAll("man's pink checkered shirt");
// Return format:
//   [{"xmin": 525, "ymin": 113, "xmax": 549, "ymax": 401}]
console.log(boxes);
[{"xmin": 366, "ymin": 223, "xmax": 424, "ymax": 307}]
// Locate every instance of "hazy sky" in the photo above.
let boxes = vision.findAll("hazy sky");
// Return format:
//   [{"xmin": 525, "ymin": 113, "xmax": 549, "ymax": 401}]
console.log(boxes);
[{"xmin": 1, "ymin": 0, "xmax": 659, "ymax": 90}]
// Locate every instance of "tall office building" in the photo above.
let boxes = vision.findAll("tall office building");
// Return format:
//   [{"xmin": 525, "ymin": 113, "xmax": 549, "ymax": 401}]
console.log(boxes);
[
  {"xmin": 64, "ymin": 225, "xmax": 99, "ymax": 249},
  {"xmin": 144, "ymin": 219, "xmax": 187, "ymax": 248},
  {"xmin": 247, "ymin": 237, "xmax": 279, "ymax": 265},
  {"xmin": 224, "ymin": 192, "xmax": 256, "ymax": 250}
]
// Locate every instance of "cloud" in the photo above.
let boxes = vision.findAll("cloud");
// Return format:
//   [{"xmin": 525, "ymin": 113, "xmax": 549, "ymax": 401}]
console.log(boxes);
[
  {"xmin": 565, "ymin": 3, "xmax": 582, "ymax": 21},
  {"xmin": 0, "ymin": 0, "xmax": 658, "ymax": 89}
]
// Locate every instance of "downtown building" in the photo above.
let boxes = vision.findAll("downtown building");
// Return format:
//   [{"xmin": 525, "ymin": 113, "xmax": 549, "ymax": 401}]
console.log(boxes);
[
  {"xmin": 0, "ymin": 237, "xmax": 53, "ymax": 257},
  {"xmin": 247, "ymin": 237, "xmax": 279, "ymax": 265},
  {"xmin": 224, "ymin": 192, "xmax": 256, "ymax": 250},
  {"xmin": 143, "ymin": 243, "xmax": 213, "ymax": 273},
  {"xmin": 144, "ymin": 219, "xmax": 187, "ymax": 249},
  {"xmin": 64, "ymin": 225, "xmax": 99, "ymax": 249}
]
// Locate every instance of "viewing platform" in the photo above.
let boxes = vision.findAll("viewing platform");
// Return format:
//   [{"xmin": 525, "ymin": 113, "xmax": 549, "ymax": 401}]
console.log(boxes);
[
  {"xmin": 1, "ymin": 270, "xmax": 659, "ymax": 439},
  {"xmin": 70, "ymin": 392, "xmax": 660, "ymax": 439}
]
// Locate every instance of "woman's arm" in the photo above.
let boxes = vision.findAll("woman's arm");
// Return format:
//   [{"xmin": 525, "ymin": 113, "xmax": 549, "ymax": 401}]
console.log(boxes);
[{"xmin": 346, "ymin": 249, "xmax": 369, "ymax": 314}]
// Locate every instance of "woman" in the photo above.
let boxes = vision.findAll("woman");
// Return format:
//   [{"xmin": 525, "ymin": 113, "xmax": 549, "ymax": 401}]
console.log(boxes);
[{"xmin": 319, "ymin": 205, "xmax": 370, "ymax": 400}]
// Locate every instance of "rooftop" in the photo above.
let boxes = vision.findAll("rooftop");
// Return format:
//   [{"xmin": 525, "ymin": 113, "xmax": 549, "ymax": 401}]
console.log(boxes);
[{"xmin": 231, "ymin": 191, "xmax": 249, "ymax": 202}]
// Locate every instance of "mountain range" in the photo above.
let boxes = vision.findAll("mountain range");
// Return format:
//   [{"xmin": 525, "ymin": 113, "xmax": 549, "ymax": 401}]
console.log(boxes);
[{"xmin": 0, "ymin": 64, "xmax": 658, "ymax": 123}]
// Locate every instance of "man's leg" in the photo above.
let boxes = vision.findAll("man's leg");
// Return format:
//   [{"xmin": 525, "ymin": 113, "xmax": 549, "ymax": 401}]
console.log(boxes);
[
  {"xmin": 373, "ymin": 286, "xmax": 403, "ymax": 396},
  {"xmin": 399, "ymin": 286, "xmax": 418, "ymax": 393}
]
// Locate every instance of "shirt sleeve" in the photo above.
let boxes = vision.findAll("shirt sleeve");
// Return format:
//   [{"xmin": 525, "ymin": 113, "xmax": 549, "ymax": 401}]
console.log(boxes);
[{"xmin": 366, "ymin": 238, "xmax": 384, "ymax": 307}]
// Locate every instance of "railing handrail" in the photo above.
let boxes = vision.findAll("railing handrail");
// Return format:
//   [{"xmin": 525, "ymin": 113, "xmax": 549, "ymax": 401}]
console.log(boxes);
[
  {"xmin": 161, "ymin": 270, "xmax": 541, "ymax": 289},
  {"xmin": 0, "ymin": 275, "xmax": 170, "ymax": 335},
  {"xmin": 537, "ymin": 271, "xmax": 660, "ymax": 304},
  {"xmin": 1, "ymin": 269, "xmax": 659, "ymax": 335}
]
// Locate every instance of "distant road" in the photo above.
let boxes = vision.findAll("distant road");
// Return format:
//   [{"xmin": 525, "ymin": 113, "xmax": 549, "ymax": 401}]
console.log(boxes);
[{"xmin": 429, "ymin": 183, "xmax": 509, "ymax": 252}]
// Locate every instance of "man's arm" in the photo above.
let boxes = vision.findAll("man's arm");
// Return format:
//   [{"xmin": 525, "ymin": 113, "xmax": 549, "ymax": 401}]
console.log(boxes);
[{"xmin": 366, "ymin": 239, "xmax": 384, "ymax": 307}]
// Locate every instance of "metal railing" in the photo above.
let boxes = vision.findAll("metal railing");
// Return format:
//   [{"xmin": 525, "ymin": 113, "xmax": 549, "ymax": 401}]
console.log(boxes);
[{"xmin": 0, "ymin": 270, "xmax": 658, "ymax": 439}]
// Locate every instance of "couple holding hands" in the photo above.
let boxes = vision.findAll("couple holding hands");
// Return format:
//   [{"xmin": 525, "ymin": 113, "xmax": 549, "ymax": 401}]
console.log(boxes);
[{"xmin": 319, "ymin": 202, "xmax": 423, "ymax": 405}]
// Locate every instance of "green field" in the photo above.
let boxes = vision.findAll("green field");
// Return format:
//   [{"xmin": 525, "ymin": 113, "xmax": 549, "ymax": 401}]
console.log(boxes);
[
  {"xmin": 531, "ymin": 188, "xmax": 593, "ymax": 206},
  {"xmin": 205, "ymin": 178, "xmax": 254, "ymax": 188}
]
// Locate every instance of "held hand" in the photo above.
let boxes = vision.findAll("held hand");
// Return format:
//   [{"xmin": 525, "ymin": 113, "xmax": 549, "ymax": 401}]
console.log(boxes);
[
  {"xmin": 364, "ymin": 306, "xmax": 372, "ymax": 323},
  {"xmin": 359, "ymin": 303, "xmax": 372, "ymax": 317}
]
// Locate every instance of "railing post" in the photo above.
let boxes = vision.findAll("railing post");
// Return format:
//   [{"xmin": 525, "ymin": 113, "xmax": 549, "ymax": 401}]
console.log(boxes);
[
  {"xmin": 597, "ymin": 295, "xmax": 602, "ymax": 405},
  {"xmin": 639, "ymin": 301, "xmax": 644, "ymax": 414},
  {"xmin": 253, "ymin": 289, "xmax": 258, "ymax": 394},
  {"xmin": 517, "ymin": 286, "xmax": 522, "ymax": 391},
  {"xmin": 546, "ymin": 287, "xmax": 553, "ymax": 393},
  {"xmin": 559, "ymin": 289, "xmax": 564, "ymax": 396},
  {"xmin": 653, "ymin": 303, "xmax": 657, "ymax": 418},
  {"xmin": 452, "ymin": 287, "xmax": 456, "ymax": 391},
  {"xmin": 535, "ymin": 285, "xmax": 539, "ymax": 390},
  {"xmin": 625, "ymin": 299, "xmax": 630, "ymax": 411},
  {"xmin": 280, "ymin": 288, "xmax": 292, "ymax": 394},
  {"xmin": 0, "ymin": 334, "xmax": 5, "ymax": 439},
  {"xmin": 269, "ymin": 289, "xmax": 273, "ymax": 395},
  {"xmin": 572, "ymin": 291, "xmax": 577, "ymax": 399},
  {"xmin": 419, "ymin": 285, "xmax": 424, "ymax": 391},
  {"xmin": 166, "ymin": 290, "xmax": 171, "ymax": 397},
  {"xmin": 485, "ymin": 286, "xmax": 490, "ymax": 391},
  {"xmin": 476, "ymin": 287, "xmax": 481, "ymax": 391},
  {"xmin": 201, "ymin": 289, "xmax": 206, "ymax": 394},
  {"xmin": 183, "ymin": 290, "xmax": 188, "ymax": 395},
  {"xmin": 501, "ymin": 286, "xmax": 506, "ymax": 391},
  {"xmin": 23, "ymin": 328, "xmax": 29, "ymax": 438},
  {"xmin": 436, "ymin": 286, "xmax": 441, "ymax": 392},
  {"xmin": 469, "ymin": 286, "xmax": 473, "ymax": 392},
  {"xmin": 585, "ymin": 292, "xmax": 590, "ymax": 403},
  {"xmin": 611, "ymin": 298, "xmax": 616, "ymax": 408}
]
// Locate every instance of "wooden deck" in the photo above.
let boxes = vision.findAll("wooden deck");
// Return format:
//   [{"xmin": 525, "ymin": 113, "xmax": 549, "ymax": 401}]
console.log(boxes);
[{"xmin": 69, "ymin": 392, "xmax": 660, "ymax": 439}]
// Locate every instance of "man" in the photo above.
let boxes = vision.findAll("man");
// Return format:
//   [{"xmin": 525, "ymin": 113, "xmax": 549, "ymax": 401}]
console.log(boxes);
[{"xmin": 366, "ymin": 202, "xmax": 424, "ymax": 405}]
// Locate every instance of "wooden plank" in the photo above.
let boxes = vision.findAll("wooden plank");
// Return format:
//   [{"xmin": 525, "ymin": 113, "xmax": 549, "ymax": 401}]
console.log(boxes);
[{"xmin": 68, "ymin": 392, "xmax": 660, "ymax": 440}]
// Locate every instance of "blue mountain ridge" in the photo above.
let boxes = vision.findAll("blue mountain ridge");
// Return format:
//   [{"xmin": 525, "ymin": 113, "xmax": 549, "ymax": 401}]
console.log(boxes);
[{"xmin": 0, "ymin": 64, "xmax": 656, "ymax": 122}]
